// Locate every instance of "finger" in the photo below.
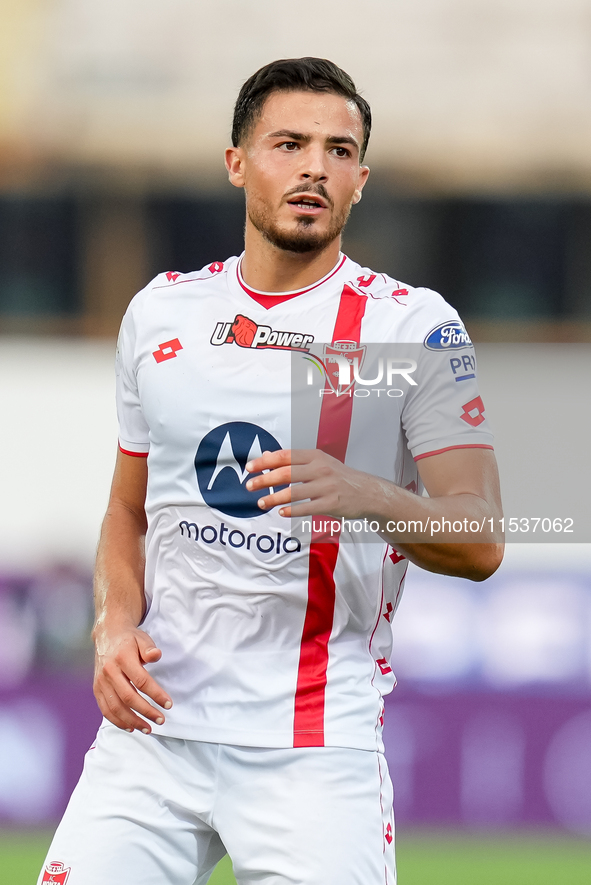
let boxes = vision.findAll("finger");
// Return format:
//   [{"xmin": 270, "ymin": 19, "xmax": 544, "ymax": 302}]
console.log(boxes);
[
  {"xmin": 97, "ymin": 661, "xmax": 169, "ymax": 725},
  {"xmin": 99, "ymin": 668, "xmax": 167, "ymax": 728},
  {"xmin": 135, "ymin": 632, "xmax": 163, "ymax": 664},
  {"xmin": 272, "ymin": 500, "xmax": 335, "ymax": 519},
  {"xmin": 139, "ymin": 644, "xmax": 162, "ymax": 664},
  {"xmin": 289, "ymin": 449, "xmax": 329, "ymax": 465},
  {"xmin": 111, "ymin": 669, "xmax": 169, "ymax": 722},
  {"xmin": 259, "ymin": 477, "xmax": 332, "ymax": 512},
  {"xmin": 94, "ymin": 685, "xmax": 155, "ymax": 734},
  {"xmin": 246, "ymin": 449, "xmax": 293, "ymax": 473},
  {"xmin": 285, "ymin": 498, "xmax": 343, "ymax": 519},
  {"xmin": 246, "ymin": 461, "xmax": 323, "ymax": 493},
  {"xmin": 256, "ymin": 487, "xmax": 293, "ymax": 511},
  {"xmin": 246, "ymin": 448, "xmax": 330, "ymax": 478},
  {"xmin": 132, "ymin": 634, "xmax": 173, "ymax": 708},
  {"xmin": 246, "ymin": 465, "xmax": 292, "ymax": 492},
  {"xmin": 127, "ymin": 664, "xmax": 172, "ymax": 711}
]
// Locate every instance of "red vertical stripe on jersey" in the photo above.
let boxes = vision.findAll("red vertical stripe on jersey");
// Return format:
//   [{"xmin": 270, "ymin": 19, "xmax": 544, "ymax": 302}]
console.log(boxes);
[{"xmin": 293, "ymin": 284, "xmax": 367, "ymax": 747}]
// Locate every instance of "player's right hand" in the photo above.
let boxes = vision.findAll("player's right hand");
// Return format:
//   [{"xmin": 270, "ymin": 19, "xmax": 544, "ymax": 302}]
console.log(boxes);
[{"xmin": 93, "ymin": 625, "xmax": 172, "ymax": 734}]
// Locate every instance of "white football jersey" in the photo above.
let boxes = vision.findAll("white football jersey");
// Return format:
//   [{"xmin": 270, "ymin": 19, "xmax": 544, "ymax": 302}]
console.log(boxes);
[{"xmin": 115, "ymin": 254, "xmax": 493, "ymax": 751}]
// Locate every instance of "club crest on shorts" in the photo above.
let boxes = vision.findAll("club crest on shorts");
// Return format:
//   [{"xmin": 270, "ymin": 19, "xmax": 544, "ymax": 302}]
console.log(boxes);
[
  {"xmin": 323, "ymin": 340, "xmax": 366, "ymax": 394},
  {"xmin": 42, "ymin": 860, "xmax": 71, "ymax": 884}
]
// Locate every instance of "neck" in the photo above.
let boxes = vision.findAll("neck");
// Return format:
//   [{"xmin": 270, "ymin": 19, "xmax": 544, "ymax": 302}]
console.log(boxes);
[{"xmin": 240, "ymin": 219, "xmax": 342, "ymax": 293}]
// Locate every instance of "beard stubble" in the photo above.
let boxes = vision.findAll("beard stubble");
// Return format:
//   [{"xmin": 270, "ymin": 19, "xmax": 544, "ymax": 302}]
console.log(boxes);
[{"xmin": 246, "ymin": 187, "xmax": 352, "ymax": 255}]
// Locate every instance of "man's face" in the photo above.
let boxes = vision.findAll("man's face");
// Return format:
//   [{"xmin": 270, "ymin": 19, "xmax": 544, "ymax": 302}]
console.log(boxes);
[{"xmin": 226, "ymin": 90, "xmax": 370, "ymax": 254}]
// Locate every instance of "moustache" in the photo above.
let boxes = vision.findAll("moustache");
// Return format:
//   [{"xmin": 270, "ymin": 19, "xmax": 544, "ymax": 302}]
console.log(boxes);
[{"xmin": 283, "ymin": 183, "xmax": 334, "ymax": 209}]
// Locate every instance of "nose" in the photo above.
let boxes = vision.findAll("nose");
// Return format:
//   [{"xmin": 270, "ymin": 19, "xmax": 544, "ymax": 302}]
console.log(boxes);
[{"xmin": 300, "ymin": 145, "xmax": 328, "ymax": 182}]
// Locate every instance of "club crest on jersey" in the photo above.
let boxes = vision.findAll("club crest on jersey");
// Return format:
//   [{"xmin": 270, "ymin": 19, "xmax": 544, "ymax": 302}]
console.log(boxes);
[
  {"xmin": 322, "ymin": 340, "xmax": 366, "ymax": 394},
  {"xmin": 210, "ymin": 315, "xmax": 314, "ymax": 352},
  {"xmin": 424, "ymin": 320, "xmax": 472, "ymax": 351},
  {"xmin": 42, "ymin": 861, "xmax": 71, "ymax": 884}
]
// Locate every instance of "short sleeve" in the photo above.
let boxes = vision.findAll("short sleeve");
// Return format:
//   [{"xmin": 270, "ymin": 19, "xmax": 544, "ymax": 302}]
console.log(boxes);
[
  {"xmin": 401, "ymin": 309, "xmax": 494, "ymax": 461},
  {"xmin": 115, "ymin": 302, "xmax": 150, "ymax": 456}
]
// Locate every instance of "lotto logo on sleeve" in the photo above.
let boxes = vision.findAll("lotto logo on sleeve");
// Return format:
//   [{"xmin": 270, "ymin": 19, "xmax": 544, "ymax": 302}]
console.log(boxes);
[
  {"xmin": 153, "ymin": 339, "xmax": 183, "ymax": 363},
  {"xmin": 42, "ymin": 861, "xmax": 71, "ymax": 884},
  {"xmin": 460, "ymin": 396, "xmax": 486, "ymax": 427}
]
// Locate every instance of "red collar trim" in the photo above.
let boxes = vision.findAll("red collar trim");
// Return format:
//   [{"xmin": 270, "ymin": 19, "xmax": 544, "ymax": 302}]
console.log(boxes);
[{"xmin": 237, "ymin": 254, "xmax": 347, "ymax": 310}]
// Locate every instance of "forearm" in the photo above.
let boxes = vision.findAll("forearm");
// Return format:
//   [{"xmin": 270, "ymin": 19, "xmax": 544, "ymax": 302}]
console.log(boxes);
[
  {"xmin": 357, "ymin": 474, "xmax": 504, "ymax": 581},
  {"xmin": 245, "ymin": 447, "xmax": 505, "ymax": 582},
  {"xmin": 91, "ymin": 451, "xmax": 169, "ymax": 731},
  {"xmin": 92, "ymin": 501, "xmax": 147, "ymax": 644}
]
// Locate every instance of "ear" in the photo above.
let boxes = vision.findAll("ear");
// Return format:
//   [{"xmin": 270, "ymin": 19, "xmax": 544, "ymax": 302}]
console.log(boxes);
[
  {"xmin": 352, "ymin": 165, "xmax": 370, "ymax": 205},
  {"xmin": 225, "ymin": 146, "xmax": 246, "ymax": 188}
]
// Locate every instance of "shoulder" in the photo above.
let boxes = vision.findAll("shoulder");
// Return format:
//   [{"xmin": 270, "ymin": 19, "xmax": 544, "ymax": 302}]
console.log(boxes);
[
  {"xmin": 345, "ymin": 259, "xmax": 449, "ymax": 313},
  {"xmin": 344, "ymin": 259, "xmax": 466, "ymax": 342},
  {"xmin": 121, "ymin": 257, "xmax": 238, "ymax": 325},
  {"xmin": 133, "ymin": 258, "xmax": 236, "ymax": 303},
  {"xmin": 140, "ymin": 257, "xmax": 237, "ymax": 300},
  {"xmin": 152, "ymin": 258, "xmax": 236, "ymax": 290}
]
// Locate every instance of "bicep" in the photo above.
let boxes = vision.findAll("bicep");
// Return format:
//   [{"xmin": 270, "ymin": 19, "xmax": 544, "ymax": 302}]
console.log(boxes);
[{"xmin": 416, "ymin": 447, "xmax": 503, "ymax": 516}]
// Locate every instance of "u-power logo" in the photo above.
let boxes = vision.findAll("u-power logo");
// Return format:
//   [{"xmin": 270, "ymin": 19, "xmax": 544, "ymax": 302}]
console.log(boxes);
[
  {"xmin": 211, "ymin": 314, "xmax": 314, "ymax": 352},
  {"xmin": 305, "ymin": 341, "xmax": 417, "ymax": 397}
]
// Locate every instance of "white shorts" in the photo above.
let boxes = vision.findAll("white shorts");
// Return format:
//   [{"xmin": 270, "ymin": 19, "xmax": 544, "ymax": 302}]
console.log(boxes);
[{"xmin": 38, "ymin": 724, "xmax": 396, "ymax": 885}]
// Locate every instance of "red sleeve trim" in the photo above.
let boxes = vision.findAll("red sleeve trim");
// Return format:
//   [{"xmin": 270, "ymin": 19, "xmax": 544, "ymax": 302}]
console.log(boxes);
[
  {"xmin": 414, "ymin": 444, "xmax": 494, "ymax": 462},
  {"xmin": 119, "ymin": 445, "xmax": 149, "ymax": 458}
]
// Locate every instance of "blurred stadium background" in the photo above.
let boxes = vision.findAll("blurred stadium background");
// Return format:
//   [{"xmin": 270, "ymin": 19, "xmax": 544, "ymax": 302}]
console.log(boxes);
[{"xmin": 1, "ymin": 1, "xmax": 591, "ymax": 882}]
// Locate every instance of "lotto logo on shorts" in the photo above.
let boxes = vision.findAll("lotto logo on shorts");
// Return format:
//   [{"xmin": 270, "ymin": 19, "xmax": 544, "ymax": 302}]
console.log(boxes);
[
  {"xmin": 210, "ymin": 314, "xmax": 314, "ymax": 352},
  {"xmin": 42, "ymin": 860, "xmax": 71, "ymax": 884}
]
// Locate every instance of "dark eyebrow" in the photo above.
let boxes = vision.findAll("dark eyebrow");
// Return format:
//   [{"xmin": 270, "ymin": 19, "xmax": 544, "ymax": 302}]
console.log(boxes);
[
  {"xmin": 267, "ymin": 130, "xmax": 360, "ymax": 151},
  {"xmin": 268, "ymin": 130, "xmax": 311, "ymax": 142},
  {"xmin": 326, "ymin": 135, "xmax": 360, "ymax": 151}
]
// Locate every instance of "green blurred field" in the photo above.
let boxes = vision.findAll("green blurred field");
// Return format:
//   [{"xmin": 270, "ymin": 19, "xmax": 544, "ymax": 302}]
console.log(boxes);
[{"xmin": 7, "ymin": 829, "xmax": 591, "ymax": 884}]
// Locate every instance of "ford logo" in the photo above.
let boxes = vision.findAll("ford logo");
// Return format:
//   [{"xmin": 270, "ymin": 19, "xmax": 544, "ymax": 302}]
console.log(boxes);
[{"xmin": 424, "ymin": 321, "xmax": 473, "ymax": 351}]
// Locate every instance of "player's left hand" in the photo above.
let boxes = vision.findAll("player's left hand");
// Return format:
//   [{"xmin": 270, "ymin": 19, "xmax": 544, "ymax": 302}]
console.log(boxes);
[{"xmin": 245, "ymin": 449, "xmax": 370, "ymax": 518}]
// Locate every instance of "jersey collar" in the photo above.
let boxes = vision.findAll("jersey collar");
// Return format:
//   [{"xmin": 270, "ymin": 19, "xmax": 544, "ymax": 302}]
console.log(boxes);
[{"xmin": 232, "ymin": 253, "xmax": 348, "ymax": 309}]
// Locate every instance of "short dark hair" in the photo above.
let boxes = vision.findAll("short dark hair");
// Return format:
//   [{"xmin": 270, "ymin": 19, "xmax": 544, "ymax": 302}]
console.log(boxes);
[{"xmin": 232, "ymin": 57, "xmax": 371, "ymax": 162}]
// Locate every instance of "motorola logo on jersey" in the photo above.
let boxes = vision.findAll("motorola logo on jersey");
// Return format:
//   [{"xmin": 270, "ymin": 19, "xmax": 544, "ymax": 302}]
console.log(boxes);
[
  {"xmin": 179, "ymin": 521, "xmax": 301, "ymax": 556},
  {"xmin": 195, "ymin": 421, "xmax": 288, "ymax": 518}
]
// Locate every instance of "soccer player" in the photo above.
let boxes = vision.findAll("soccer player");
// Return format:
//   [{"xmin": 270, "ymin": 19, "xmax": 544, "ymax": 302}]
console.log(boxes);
[{"xmin": 39, "ymin": 58, "xmax": 503, "ymax": 885}]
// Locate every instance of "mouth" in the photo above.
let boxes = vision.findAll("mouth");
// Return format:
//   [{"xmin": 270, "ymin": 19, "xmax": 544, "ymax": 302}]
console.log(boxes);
[{"xmin": 286, "ymin": 193, "xmax": 328, "ymax": 215}]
